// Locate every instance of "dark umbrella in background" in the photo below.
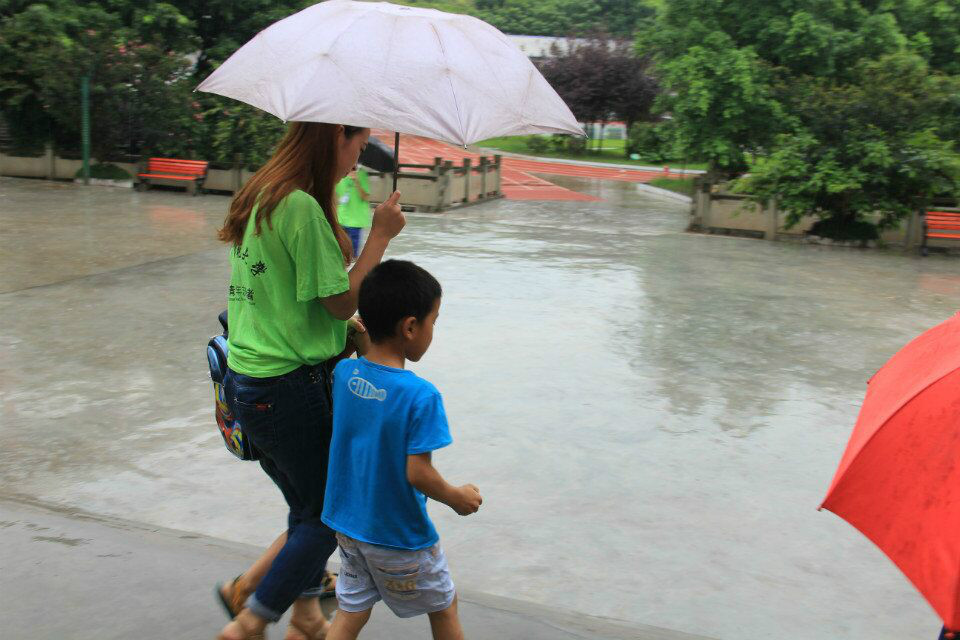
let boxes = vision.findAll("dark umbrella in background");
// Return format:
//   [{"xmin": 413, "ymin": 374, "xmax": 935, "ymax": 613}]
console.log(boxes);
[{"xmin": 358, "ymin": 135, "xmax": 396, "ymax": 174}]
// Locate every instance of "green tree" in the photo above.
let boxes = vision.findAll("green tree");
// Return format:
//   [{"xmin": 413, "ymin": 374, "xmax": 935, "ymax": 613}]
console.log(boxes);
[
  {"xmin": 540, "ymin": 36, "xmax": 658, "ymax": 154},
  {"xmin": 885, "ymin": 0, "xmax": 960, "ymax": 75},
  {"xmin": 475, "ymin": 0, "xmax": 600, "ymax": 36},
  {"xmin": 0, "ymin": 2, "xmax": 88, "ymax": 150},
  {"xmin": 436, "ymin": 0, "xmax": 652, "ymax": 37},
  {"xmin": 639, "ymin": 0, "xmax": 960, "ymax": 234},
  {"xmin": 738, "ymin": 53, "xmax": 960, "ymax": 236},
  {"xmin": 0, "ymin": 1, "xmax": 196, "ymax": 158},
  {"xmin": 203, "ymin": 99, "xmax": 287, "ymax": 167},
  {"xmin": 164, "ymin": 0, "xmax": 310, "ymax": 76},
  {"xmin": 164, "ymin": 0, "xmax": 314, "ymax": 163},
  {"xmin": 646, "ymin": 29, "xmax": 783, "ymax": 174}
]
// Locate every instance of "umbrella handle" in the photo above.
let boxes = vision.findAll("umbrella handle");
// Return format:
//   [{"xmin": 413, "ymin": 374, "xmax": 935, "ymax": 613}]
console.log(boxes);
[{"xmin": 392, "ymin": 132, "xmax": 400, "ymax": 193}]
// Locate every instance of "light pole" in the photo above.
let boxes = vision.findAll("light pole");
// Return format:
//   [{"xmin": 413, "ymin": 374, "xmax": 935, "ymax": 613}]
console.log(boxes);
[{"xmin": 80, "ymin": 75, "xmax": 90, "ymax": 185}]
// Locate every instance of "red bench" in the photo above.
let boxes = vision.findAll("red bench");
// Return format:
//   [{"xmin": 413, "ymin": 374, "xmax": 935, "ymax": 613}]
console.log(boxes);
[
  {"xmin": 137, "ymin": 158, "xmax": 208, "ymax": 195},
  {"xmin": 922, "ymin": 210, "xmax": 960, "ymax": 255}
]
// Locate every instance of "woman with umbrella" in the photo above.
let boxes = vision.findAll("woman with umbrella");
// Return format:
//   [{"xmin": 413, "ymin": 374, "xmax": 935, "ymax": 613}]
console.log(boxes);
[{"xmin": 216, "ymin": 121, "xmax": 404, "ymax": 640}]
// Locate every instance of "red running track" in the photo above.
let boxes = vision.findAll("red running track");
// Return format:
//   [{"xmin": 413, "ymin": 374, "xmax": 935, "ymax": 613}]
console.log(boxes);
[{"xmin": 373, "ymin": 132, "xmax": 688, "ymax": 202}]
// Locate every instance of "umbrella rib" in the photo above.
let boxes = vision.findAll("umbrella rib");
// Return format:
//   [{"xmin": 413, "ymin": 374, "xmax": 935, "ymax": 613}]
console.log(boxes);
[
  {"xmin": 430, "ymin": 23, "xmax": 466, "ymax": 146},
  {"xmin": 517, "ymin": 68, "xmax": 537, "ymax": 130},
  {"xmin": 453, "ymin": 22, "xmax": 517, "ymax": 129},
  {"xmin": 287, "ymin": 9, "xmax": 370, "ymax": 121}
]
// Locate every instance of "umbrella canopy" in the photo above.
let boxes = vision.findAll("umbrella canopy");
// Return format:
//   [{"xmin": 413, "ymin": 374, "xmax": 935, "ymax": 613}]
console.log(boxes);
[
  {"xmin": 821, "ymin": 312, "xmax": 960, "ymax": 629},
  {"xmin": 196, "ymin": 0, "xmax": 583, "ymax": 146}
]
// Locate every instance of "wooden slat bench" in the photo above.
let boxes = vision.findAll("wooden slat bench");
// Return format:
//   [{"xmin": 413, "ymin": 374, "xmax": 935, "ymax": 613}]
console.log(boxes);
[
  {"xmin": 137, "ymin": 158, "xmax": 208, "ymax": 195},
  {"xmin": 922, "ymin": 210, "xmax": 960, "ymax": 255}
]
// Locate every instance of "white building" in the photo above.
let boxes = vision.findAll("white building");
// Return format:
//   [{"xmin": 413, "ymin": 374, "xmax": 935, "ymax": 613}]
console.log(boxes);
[{"xmin": 505, "ymin": 34, "xmax": 584, "ymax": 60}]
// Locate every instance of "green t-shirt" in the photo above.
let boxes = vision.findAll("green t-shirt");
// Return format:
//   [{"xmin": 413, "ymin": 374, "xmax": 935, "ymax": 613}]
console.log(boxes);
[
  {"xmin": 227, "ymin": 190, "xmax": 350, "ymax": 378},
  {"xmin": 335, "ymin": 170, "xmax": 372, "ymax": 228}
]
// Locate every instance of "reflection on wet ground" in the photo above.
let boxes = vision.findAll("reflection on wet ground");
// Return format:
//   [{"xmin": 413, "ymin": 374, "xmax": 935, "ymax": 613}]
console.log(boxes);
[{"xmin": 1, "ymin": 176, "xmax": 957, "ymax": 638}]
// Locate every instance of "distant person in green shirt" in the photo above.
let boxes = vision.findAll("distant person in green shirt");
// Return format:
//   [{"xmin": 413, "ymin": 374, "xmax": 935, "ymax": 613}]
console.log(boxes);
[
  {"xmin": 336, "ymin": 167, "xmax": 372, "ymax": 258},
  {"xmin": 215, "ymin": 122, "xmax": 405, "ymax": 640}
]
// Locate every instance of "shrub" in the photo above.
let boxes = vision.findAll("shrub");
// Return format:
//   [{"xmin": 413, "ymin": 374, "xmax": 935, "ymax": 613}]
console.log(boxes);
[
  {"xmin": 565, "ymin": 135, "xmax": 587, "ymax": 155},
  {"xmin": 75, "ymin": 163, "xmax": 132, "ymax": 180},
  {"xmin": 808, "ymin": 217, "xmax": 880, "ymax": 242},
  {"xmin": 628, "ymin": 122, "xmax": 670, "ymax": 163},
  {"xmin": 526, "ymin": 135, "xmax": 549, "ymax": 154}
]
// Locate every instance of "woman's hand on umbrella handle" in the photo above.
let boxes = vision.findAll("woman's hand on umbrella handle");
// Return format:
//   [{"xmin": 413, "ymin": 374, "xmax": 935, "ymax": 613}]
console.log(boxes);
[{"xmin": 371, "ymin": 191, "xmax": 405, "ymax": 241}]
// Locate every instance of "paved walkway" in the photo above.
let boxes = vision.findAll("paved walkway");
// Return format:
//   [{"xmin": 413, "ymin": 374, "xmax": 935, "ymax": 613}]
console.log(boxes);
[
  {"xmin": 373, "ymin": 132, "xmax": 688, "ymax": 201},
  {"xmin": 0, "ymin": 495, "xmax": 715, "ymax": 640},
  {"xmin": 2, "ymin": 177, "xmax": 952, "ymax": 638}
]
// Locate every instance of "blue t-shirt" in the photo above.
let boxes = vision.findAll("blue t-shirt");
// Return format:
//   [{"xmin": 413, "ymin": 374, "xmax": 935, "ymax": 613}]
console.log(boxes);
[{"xmin": 322, "ymin": 358, "xmax": 453, "ymax": 550}]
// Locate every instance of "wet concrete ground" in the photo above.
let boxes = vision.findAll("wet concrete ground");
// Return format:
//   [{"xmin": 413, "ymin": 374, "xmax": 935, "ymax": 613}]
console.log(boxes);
[
  {"xmin": 2, "ymin": 176, "xmax": 959, "ymax": 638},
  {"xmin": 3, "ymin": 496, "xmax": 682, "ymax": 640}
]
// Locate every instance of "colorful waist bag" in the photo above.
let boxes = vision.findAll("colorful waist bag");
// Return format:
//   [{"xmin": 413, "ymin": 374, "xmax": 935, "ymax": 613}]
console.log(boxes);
[{"xmin": 207, "ymin": 310, "xmax": 258, "ymax": 461}]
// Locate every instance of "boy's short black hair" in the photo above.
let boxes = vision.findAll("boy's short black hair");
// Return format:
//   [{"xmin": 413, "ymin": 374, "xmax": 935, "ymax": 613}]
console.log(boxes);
[{"xmin": 358, "ymin": 260, "xmax": 442, "ymax": 342}]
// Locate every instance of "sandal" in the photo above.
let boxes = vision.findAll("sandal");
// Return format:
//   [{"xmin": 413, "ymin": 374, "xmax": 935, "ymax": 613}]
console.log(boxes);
[
  {"xmin": 319, "ymin": 571, "xmax": 337, "ymax": 601},
  {"xmin": 215, "ymin": 575, "xmax": 245, "ymax": 619}
]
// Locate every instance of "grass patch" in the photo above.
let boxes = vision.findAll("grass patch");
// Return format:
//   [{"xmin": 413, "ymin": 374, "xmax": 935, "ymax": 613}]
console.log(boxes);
[
  {"xmin": 75, "ymin": 163, "xmax": 132, "ymax": 180},
  {"xmin": 474, "ymin": 135, "xmax": 708, "ymax": 171},
  {"xmin": 647, "ymin": 177, "xmax": 695, "ymax": 196}
]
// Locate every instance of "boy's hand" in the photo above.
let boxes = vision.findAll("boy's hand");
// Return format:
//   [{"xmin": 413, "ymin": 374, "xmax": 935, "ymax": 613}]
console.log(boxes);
[
  {"xmin": 347, "ymin": 316, "xmax": 370, "ymax": 356},
  {"xmin": 449, "ymin": 484, "xmax": 482, "ymax": 516}
]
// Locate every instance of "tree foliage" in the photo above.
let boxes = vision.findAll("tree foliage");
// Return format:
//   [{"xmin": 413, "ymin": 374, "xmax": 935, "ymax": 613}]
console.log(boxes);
[
  {"xmin": 539, "ymin": 36, "xmax": 658, "ymax": 153},
  {"xmin": 1, "ymin": 0, "xmax": 654, "ymax": 161},
  {"xmin": 738, "ymin": 53, "xmax": 960, "ymax": 230},
  {"xmin": 0, "ymin": 0, "xmax": 306, "ymax": 161},
  {"xmin": 638, "ymin": 0, "xmax": 960, "ymax": 234},
  {"xmin": 403, "ymin": 0, "xmax": 654, "ymax": 37}
]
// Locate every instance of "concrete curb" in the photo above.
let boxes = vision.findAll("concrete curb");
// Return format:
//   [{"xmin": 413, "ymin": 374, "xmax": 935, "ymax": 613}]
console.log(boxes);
[
  {"xmin": 635, "ymin": 182, "xmax": 693, "ymax": 204},
  {"xmin": 72, "ymin": 178, "xmax": 134, "ymax": 188}
]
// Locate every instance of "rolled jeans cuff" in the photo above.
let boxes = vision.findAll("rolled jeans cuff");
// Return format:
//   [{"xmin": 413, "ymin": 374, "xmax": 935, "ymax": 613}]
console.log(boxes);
[
  {"xmin": 300, "ymin": 585, "xmax": 325, "ymax": 597},
  {"xmin": 246, "ymin": 594, "xmax": 283, "ymax": 623}
]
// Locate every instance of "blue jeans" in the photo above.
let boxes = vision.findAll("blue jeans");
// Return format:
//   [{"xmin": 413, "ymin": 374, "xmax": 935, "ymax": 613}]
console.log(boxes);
[
  {"xmin": 225, "ymin": 362, "xmax": 339, "ymax": 621},
  {"xmin": 344, "ymin": 226, "xmax": 362, "ymax": 257}
]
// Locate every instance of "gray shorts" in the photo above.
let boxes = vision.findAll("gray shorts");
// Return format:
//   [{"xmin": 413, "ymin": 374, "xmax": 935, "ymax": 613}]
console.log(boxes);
[{"xmin": 334, "ymin": 533, "xmax": 456, "ymax": 618}]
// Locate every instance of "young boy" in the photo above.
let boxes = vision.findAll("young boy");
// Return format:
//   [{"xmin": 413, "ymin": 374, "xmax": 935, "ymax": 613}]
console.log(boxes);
[{"xmin": 322, "ymin": 260, "xmax": 483, "ymax": 640}]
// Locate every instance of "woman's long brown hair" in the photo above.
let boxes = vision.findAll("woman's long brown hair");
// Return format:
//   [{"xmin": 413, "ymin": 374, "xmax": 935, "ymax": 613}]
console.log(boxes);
[{"xmin": 218, "ymin": 122, "xmax": 362, "ymax": 263}]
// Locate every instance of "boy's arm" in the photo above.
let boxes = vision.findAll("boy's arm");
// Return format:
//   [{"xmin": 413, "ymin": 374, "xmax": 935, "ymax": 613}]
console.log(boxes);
[
  {"xmin": 328, "ymin": 317, "xmax": 369, "ymax": 366},
  {"xmin": 358, "ymin": 171, "xmax": 370, "ymax": 201},
  {"xmin": 407, "ymin": 452, "xmax": 482, "ymax": 516}
]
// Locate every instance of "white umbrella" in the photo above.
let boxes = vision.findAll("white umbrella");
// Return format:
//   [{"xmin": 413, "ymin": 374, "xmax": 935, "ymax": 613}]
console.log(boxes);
[{"xmin": 196, "ymin": 0, "xmax": 583, "ymax": 187}]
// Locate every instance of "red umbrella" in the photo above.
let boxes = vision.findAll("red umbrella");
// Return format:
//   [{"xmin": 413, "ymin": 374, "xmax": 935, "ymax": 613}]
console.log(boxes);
[{"xmin": 822, "ymin": 312, "xmax": 960, "ymax": 630}]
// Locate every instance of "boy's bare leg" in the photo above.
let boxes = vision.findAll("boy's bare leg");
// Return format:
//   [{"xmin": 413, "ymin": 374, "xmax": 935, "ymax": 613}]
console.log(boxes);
[
  {"xmin": 326, "ymin": 609, "xmax": 372, "ymax": 640},
  {"xmin": 427, "ymin": 595, "xmax": 464, "ymax": 640}
]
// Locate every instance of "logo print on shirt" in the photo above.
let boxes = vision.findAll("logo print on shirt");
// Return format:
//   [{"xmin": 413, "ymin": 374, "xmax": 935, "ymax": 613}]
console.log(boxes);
[{"xmin": 348, "ymin": 376, "xmax": 387, "ymax": 401}]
